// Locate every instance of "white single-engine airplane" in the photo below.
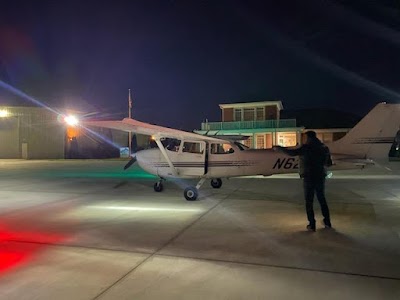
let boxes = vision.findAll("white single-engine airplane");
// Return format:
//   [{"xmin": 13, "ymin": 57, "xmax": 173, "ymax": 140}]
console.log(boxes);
[{"xmin": 85, "ymin": 102, "xmax": 400, "ymax": 201}]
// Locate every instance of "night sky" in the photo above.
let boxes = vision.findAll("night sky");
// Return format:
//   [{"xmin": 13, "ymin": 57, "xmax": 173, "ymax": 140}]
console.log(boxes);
[{"xmin": 1, "ymin": 1, "xmax": 400, "ymax": 130}]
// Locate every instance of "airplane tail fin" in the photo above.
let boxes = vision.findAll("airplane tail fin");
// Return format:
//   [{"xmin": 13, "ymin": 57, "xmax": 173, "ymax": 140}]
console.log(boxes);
[{"xmin": 329, "ymin": 103, "xmax": 400, "ymax": 160}]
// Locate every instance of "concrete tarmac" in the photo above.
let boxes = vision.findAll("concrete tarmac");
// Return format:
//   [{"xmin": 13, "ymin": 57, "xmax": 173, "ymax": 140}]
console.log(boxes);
[{"xmin": 0, "ymin": 160, "xmax": 399, "ymax": 299}]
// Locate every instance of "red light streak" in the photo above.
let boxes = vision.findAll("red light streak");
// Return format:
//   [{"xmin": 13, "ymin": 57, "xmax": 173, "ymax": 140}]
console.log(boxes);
[{"xmin": 0, "ymin": 227, "xmax": 66, "ymax": 275}]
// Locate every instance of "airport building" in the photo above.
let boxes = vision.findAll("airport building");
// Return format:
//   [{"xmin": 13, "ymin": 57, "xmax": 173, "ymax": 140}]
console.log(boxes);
[
  {"xmin": 194, "ymin": 101, "xmax": 352, "ymax": 149},
  {"xmin": 0, "ymin": 106, "xmax": 65, "ymax": 159},
  {"xmin": 0, "ymin": 106, "xmax": 128, "ymax": 159}
]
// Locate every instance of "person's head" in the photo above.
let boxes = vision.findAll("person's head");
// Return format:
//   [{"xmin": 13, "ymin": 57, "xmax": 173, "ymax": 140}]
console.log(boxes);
[{"xmin": 305, "ymin": 131, "xmax": 317, "ymax": 144}]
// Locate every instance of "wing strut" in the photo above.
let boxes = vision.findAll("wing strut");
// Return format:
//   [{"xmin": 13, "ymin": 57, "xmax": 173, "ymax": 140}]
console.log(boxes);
[{"xmin": 154, "ymin": 137, "xmax": 179, "ymax": 176}]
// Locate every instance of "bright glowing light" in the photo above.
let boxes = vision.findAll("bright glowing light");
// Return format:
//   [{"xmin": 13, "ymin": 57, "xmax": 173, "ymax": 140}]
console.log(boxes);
[
  {"xmin": 0, "ymin": 227, "xmax": 66, "ymax": 273},
  {"xmin": 88, "ymin": 205, "xmax": 202, "ymax": 213},
  {"xmin": 64, "ymin": 115, "xmax": 79, "ymax": 126},
  {"xmin": 0, "ymin": 109, "xmax": 9, "ymax": 118}
]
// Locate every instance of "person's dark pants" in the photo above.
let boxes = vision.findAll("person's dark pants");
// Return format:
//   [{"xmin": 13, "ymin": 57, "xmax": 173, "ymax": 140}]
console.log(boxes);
[{"xmin": 303, "ymin": 177, "xmax": 330, "ymax": 226}]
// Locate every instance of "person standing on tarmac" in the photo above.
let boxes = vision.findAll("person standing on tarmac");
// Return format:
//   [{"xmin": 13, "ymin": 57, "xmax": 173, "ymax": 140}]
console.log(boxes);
[{"xmin": 273, "ymin": 131, "xmax": 333, "ymax": 231}]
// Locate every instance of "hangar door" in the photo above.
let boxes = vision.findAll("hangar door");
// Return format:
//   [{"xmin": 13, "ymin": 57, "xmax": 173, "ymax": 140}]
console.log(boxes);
[{"xmin": 0, "ymin": 118, "xmax": 19, "ymax": 158}]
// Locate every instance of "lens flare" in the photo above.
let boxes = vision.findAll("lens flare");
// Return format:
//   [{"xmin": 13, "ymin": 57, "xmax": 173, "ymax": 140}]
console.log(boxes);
[
  {"xmin": 0, "ymin": 109, "xmax": 9, "ymax": 117},
  {"xmin": 64, "ymin": 115, "xmax": 79, "ymax": 126},
  {"xmin": 0, "ymin": 80, "xmax": 60, "ymax": 114}
]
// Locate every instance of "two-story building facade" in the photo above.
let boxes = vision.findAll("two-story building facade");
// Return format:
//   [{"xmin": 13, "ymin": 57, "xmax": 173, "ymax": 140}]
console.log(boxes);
[{"xmin": 195, "ymin": 101, "xmax": 304, "ymax": 149}]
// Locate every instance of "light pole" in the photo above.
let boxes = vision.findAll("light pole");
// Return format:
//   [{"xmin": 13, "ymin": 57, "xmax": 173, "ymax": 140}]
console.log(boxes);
[{"xmin": 128, "ymin": 89, "xmax": 133, "ymax": 155}]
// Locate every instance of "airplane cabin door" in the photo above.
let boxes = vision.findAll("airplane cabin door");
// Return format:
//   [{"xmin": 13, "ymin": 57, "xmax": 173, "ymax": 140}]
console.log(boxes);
[{"xmin": 176, "ymin": 140, "xmax": 206, "ymax": 177}]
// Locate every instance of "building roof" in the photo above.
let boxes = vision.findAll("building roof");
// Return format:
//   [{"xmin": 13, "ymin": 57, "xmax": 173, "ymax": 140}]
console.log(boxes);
[
  {"xmin": 281, "ymin": 108, "xmax": 361, "ymax": 129},
  {"xmin": 219, "ymin": 101, "xmax": 283, "ymax": 110}
]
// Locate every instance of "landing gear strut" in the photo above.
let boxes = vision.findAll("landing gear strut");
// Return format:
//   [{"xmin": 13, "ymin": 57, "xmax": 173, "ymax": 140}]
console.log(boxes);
[{"xmin": 184, "ymin": 178, "xmax": 206, "ymax": 201}]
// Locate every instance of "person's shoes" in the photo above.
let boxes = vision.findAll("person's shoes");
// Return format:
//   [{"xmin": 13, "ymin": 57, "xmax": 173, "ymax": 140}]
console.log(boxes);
[
  {"xmin": 306, "ymin": 224, "xmax": 316, "ymax": 232},
  {"xmin": 323, "ymin": 219, "xmax": 332, "ymax": 228}
]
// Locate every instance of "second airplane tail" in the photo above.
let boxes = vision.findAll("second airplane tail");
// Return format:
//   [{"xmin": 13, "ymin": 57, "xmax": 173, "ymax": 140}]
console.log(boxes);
[{"xmin": 328, "ymin": 102, "xmax": 400, "ymax": 161}]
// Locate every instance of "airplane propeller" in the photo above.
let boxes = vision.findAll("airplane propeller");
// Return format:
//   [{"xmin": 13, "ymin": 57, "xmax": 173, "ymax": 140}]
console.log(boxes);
[
  {"xmin": 124, "ymin": 133, "xmax": 139, "ymax": 170},
  {"xmin": 124, "ymin": 155, "xmax": 137, "ymax": 170}
]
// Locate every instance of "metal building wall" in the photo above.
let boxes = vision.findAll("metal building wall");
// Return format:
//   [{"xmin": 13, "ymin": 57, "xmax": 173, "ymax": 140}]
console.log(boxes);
[
  {"xmin": 0, "ymin": 117, "xmax": 19, "ymax": 158},
  {"xmin": 0, "ymin": 106, "xmax": 65, "ymax": 159},
  {"xmin": 23, "ymin": 107, "xmax": 65, "ymax": 159}
]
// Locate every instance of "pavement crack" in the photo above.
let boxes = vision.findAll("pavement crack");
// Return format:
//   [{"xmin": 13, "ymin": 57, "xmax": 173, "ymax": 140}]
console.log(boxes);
[
  {"xmin": 155, "ymin": 253, "xmax": 400, "ymax": 282},
  {"xmin": 153, "ymin": 188, "xmax": 238, "ymax": 254}
]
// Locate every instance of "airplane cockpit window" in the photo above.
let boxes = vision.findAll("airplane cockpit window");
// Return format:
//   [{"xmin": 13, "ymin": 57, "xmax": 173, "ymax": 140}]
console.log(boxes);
[
  {"xmin": 182, "ymin": 142, "xmax": 204, "ymax": 154},
  {"xmin": 210, "ymin": 143, "xmax": 235, "ymax": 154},
  {"xmin": 166, "ymin": 138, "xmax": 181, "ymax": 152}
]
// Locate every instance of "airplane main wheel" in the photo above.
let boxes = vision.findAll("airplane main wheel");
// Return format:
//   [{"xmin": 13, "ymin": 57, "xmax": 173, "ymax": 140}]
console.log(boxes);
[
  {"xmin": 211, "ymin": 178, "xmax": 222, "ymax": 189},
  {"xmin": 154, "ymin": 182, "xmax": 163, "ymax": 192},
  {"xmin": 184, "ymin": 187, "xmax": 198, "ymax": 201}
]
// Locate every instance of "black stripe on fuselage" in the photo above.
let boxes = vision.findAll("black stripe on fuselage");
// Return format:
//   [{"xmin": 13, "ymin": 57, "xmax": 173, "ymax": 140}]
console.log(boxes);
[
  {"xmin": 151, "ymin": 162, "xmax": 254, "ymax": 168},
  {"xmin": 353, "ymin": 137, "xmax": 394, "ymax": 144}
]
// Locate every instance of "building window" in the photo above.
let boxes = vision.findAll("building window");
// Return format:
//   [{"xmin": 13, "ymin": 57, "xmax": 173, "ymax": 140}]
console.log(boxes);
[
  {"xmin": 232, "ymin": 106, "xmax": 268, "ymax": 122},
  {"xmin": 243, "ymin": 136, "xmax": 253, "ymax": 148},
  {"xmin": 243, "ymin": 108, "xmax": 255, "ymax": 121},
  {"xmin": 234, "ymin": 109, "xmax": 241, "ymax": 121},
  {"xmin": 256, "ymin": 134, "xmax": 265, "ymax": 149},
  {"xmin": 277, "ymin": 132, "xmax": 297, "ymax": 147},
  {"xmin": 256, "ymin": 108, "xmax": 264, "ymax": 121}
]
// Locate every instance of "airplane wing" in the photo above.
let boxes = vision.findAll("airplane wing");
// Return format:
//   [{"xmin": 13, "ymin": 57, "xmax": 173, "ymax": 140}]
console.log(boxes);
[
  {"xmin": 202, "ymin": 134, "xmax": 250, "ymax": 141},
  {"xmin": 84, "ymin": 118, "xmax": 227, "ymax": 143}
]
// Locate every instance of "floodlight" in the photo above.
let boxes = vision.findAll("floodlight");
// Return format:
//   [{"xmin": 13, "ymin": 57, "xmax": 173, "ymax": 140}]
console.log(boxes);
[
  {"xmin": 0, "ymin": 109, "xmax": 9, "ymax": 118},
  {"xmin": 64, "ymin": 115, "xmax": 79, "ymax": 126}
]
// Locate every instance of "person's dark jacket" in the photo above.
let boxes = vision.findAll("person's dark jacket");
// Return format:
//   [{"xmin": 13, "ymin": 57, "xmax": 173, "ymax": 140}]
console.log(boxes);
[{"xmin": 279, "ymin": 138, "xmax": 332, "ymax": 179}]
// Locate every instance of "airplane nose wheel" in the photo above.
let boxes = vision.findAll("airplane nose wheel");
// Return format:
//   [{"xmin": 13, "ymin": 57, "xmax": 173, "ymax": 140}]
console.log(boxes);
[
  {"xmin": 184, "ymin": 187, "xmax": 198, "ymax": 201},
  {"xmin": 154, "ymin": 181, "xmax": 163, "ymax": 192},
  {"xmin": 210, "ymin": 178, "xmax": 222, "ymax": 189}
]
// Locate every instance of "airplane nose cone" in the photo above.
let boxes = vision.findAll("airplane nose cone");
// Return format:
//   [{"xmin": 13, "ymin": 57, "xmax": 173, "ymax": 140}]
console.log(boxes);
[
  {"xmin": 134, "ymin": 148, "xmax": 161, "ymax": 175},
  {"xmin": 135, "ymin": 150, "xmax": 145, "ymax": 166},
  {"xmin": 135, "ymin": 148, "xmax": 160, "ymax": 166}
]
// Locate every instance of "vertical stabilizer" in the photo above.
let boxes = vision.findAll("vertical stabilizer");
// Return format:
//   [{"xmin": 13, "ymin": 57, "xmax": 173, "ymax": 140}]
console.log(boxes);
[{"xmin": 329, "ymin": 103, "xmax": 400, "ymax": 159}]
